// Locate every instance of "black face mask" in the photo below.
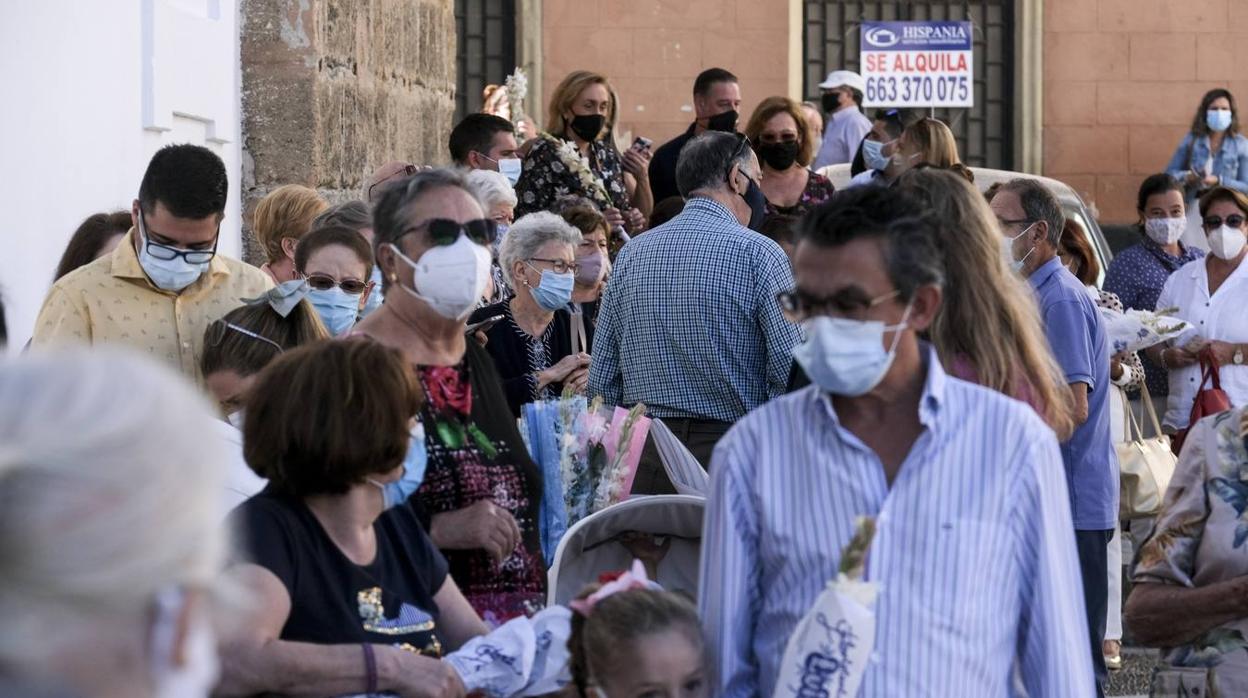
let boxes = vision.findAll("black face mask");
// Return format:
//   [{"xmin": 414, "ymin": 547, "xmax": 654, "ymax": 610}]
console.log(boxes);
[
  {"xmin": 821, "ymin": 92, "xmax": 841, "ymax": 113},
  {"xmin": 757, "ymin": 141, "xmax": 801, "ymax": 171},
  {"xmin": 729, "ymin": 170, "xmax": 767, "ymax": 231},
  {"xmin": 569, "ymin": 114, "xmax": 606, "ymax": 142},
  {"xmin": 706, "ymin": 110, "xmax": 739, "ymax": 133}
]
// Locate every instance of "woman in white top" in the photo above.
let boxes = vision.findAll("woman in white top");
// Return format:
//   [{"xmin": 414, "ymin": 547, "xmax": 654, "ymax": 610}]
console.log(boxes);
[{"xmin": 1147, "ymin": 186, "xmax": 1248, "ymax": 430}]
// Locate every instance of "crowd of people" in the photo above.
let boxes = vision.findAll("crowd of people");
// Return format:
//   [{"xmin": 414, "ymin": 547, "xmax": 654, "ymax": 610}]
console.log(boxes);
[{"xmin": 3, "ymin": 65, "xmax": 1248, "ymax": 698}]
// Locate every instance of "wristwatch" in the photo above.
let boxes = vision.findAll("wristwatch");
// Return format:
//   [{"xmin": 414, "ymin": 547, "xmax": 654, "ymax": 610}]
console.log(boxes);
[{"xmin": 1235, "ymin": 347, "xmax": 1244, "ymax": 365}]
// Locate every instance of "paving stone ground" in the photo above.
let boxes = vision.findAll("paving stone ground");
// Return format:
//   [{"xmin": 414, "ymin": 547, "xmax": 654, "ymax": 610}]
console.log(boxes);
[{"xmin": 1107, "ymin": 647, "xmax": 1161, "ymax": 697}]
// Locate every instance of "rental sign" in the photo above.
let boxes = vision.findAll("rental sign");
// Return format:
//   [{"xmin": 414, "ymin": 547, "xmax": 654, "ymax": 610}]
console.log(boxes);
[{"xmin": 860, "ymin": 21, "xmax": 974, "ymax": 108}]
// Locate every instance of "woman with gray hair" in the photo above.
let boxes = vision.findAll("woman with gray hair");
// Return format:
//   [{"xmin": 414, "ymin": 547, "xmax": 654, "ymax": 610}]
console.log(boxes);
[
  {"xmin": 0, "ymin": 349, "xmax": 228, "ymax": 697},
  {"xmin": 352, "ymin": 168, "xmax": 547, "ymax": 624},
  {"xmin": 469, "ymin": 210, "xmax": 589, "ymax": 417},
  {"xmin": 464, "ymin": 169, "xmax": 519, "ymax": 304}
]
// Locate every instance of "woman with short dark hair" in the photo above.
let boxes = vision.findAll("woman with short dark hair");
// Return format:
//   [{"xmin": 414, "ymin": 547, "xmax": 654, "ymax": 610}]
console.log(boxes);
[{"xmin": 220, "ymin": 339, "xmax": 486, "ymax": 697}]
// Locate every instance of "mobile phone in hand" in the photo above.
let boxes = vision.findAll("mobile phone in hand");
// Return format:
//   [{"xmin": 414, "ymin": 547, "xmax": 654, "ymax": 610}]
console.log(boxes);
[
  {"xmin": 632, "ymin": 136, "xmax": 653, "ymax": 152},
  {"xmin": 465, "ymin": 314, "xmax": 504, "ymax": 335}
]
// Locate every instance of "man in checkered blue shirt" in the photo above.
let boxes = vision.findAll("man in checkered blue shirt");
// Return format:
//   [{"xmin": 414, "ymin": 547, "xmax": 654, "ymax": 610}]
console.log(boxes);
[{"xmin": 589, "ymin": 131, "xmax": 803, "ymax": 492}]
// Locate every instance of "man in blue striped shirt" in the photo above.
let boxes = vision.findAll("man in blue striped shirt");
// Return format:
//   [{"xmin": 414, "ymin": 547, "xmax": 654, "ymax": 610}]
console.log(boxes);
[
  {"xmin": 700, "ymin": 186, "xmax": 1095, "ymax": 697},
  {"xmin": 589, "ymin": 132, "xmax": 801, "ymax": 492}
]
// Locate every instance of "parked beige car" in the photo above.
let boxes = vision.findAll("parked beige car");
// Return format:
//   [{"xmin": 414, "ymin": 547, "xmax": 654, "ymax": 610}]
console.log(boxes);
[{"xmin": 816, "ymin": 164, "xmax": 1112, "ymax": 286}]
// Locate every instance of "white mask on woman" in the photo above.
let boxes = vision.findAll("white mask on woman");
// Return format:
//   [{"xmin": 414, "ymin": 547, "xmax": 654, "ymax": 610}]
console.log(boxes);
[
  {"xmin": 1209, "ymin": 224, "xmax": 1247, "ymax": 260},
  {"xmin": 1144, "ymin": 217, "xmax": 1186, "ymax": 246},
  {"xmin": 389, "ymin": 235, "xmax": 491, "ymax": 320}
]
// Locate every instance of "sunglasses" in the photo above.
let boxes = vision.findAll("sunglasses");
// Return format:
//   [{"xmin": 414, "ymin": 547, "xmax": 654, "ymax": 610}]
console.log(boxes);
[
  {"xmin": 1204, "ymin": 214, "xmax": 1246, "ymax": 229},
  {"xmin": 304, "ymin": 273, "xmax": 369, "ymax": 295},
  {"xmin": 398, "ymin": 218, "xmax": 499, "ymax": 247},
  {"xmin": 205, "ymin": 320, "xmax": 283, "ymax": 353},
  {"xmin": 367, "ymin": 164, "xmax": 419, "ymax": 200}
]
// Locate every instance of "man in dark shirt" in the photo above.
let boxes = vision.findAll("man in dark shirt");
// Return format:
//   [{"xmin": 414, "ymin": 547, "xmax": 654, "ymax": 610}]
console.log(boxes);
[{"xmin": 648, "ymin": 68, "xmax": 742, "ymax": 204}]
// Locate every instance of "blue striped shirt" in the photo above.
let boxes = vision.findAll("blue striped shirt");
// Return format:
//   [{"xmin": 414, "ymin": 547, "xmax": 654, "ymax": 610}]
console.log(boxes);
[
  {"xmin": 699, "ymin": 349, "xmax": 1095, "ymax": 697},
  {"xmin": 588, "ymin": 197, "xmax": 801, "ymax": 421}
]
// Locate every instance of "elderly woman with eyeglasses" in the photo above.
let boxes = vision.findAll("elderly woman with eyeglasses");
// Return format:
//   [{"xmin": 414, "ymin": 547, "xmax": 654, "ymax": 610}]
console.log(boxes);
[
  {"xmin": 351, "ymin": 169, "xmax": 547, "ymax": 626},
  {"xmin": 468, "ymin": 211, "xmax": 589, "ymax": 417}
]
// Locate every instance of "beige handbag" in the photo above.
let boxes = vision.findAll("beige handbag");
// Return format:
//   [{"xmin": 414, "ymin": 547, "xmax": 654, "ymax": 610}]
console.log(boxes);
[{"xmin": 1118, "ymin": 382, "xmax": 1178, "ymax": 520}]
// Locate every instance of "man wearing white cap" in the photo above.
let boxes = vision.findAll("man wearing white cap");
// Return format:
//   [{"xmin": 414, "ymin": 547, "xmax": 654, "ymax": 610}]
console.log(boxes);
[{"xmin": 812, "ymin": 70, "xmax": 873, "ymax": 169}]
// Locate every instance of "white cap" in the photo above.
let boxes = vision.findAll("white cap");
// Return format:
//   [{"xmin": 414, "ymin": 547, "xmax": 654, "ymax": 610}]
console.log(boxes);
[{"xmin": 818, "ymin": 70, "xmax": 866, "ymax": 93}]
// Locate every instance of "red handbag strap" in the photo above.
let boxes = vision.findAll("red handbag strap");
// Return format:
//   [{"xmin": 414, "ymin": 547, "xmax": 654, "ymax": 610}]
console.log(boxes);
[{"xmin": 1200, "ymin": 347, "xmax": 1224, "ymax": 391}]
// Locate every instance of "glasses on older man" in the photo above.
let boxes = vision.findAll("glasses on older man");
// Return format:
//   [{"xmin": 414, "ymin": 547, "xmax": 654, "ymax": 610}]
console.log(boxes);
[
  {"xmin": 367, "ymin": 164, "xmax": 419, "ymax": 200},
  {"xmin": 777, "ymin": 288, "xmax": 900, "ymax": 322}
]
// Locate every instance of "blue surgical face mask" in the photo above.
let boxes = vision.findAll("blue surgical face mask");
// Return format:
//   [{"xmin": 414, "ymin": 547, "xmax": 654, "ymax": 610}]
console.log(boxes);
[
  {"xmin": 526, "ymin": 264, "xmax": 575, "ymax": 311},
  {"xmin": 792, "ymin": 305, "xmax": 912, "ymax": 397},
  {"xmin": 361, "ymin": 266, "xmax": 384, "ymax": 317},
  {"xmin": 308, "ymin": 287, "xmax": 360, "ymax": 336},
  {"xmin": 1207, "ymin": 109, "xmax": 1233, "ymax": 133},
  {"xmin": 737, "ymin": 174, "xmax": 767, "ymax": 230},
  {"xmin": 498, "ymin": 158, "xmax": 522, "ymax": 186},
  {"xmin": 862, "ymin": 138, "xmax": 894, "ymax": 172},
  {"xmin": 369, "ymin": 423, "xmax": 428, "ymax": 511},
  {"xmin": 137, "ymin": 218, "xmax": 211, "ymax": 292}
]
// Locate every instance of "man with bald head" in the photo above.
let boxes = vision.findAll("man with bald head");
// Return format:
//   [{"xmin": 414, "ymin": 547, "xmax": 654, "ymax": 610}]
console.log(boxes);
[{"xmin": 365, "ymin": 162, "xmax": 421, "ymax": 204}]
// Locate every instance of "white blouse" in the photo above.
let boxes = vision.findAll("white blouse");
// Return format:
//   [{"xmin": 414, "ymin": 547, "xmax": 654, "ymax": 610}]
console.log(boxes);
[{"xmin": 1156, "ymin": 257, "xmax": 1248, "ymax": 429}]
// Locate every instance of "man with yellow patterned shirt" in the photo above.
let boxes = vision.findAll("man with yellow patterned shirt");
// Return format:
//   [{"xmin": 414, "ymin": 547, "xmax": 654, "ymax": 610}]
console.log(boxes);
[{"xmin": 32, "ymin": 144, "xmax": 271, "ymax": 381}]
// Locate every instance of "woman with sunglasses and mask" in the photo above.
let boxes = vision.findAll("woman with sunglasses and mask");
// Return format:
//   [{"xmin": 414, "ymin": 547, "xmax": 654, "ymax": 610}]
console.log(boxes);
[
  {"xmin": 1145, "ymin": 187, "xmax": 1248, "ymax": 434},
  {"xmin": 744, "ymin": 96, "xmax": 835, "ymax": 218},
  {"xmin": 1165, "ymin": 89, "xmax": 1248, "ymax": 249},
  {"xmin": 468, "ymin": 211, "xmax": 589, "ymax": 417},
  {"xmin": 352, "ymin": 169, "xmax": 546, "ymax": 626},
  {"xmin": 295, "ymin": 225, "xmax": 376, "ymax": 336}
]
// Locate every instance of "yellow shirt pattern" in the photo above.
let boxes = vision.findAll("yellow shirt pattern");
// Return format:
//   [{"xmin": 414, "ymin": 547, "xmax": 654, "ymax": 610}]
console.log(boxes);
[{"xmin": 31, "ymin": 228, "xmax": 273, "ymax": 382}]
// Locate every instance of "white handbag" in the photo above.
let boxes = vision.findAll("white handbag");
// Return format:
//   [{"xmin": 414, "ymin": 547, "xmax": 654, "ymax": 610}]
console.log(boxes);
[{"xmin": 1118, "ymin": 383, "xmax": 1178, "ymax": 520}]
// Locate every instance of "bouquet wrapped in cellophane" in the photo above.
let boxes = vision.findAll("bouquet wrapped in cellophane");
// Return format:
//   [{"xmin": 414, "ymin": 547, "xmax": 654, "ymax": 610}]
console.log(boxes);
[
  {"xmin": 1098, "ymin": 304, "xmax": 1190, "ymax": 355},
  {"xmin": 520, "ymin": 393, "xmax": 651, "ymax": 563},
  {"xmin": 773, "ymin": 517, "xmax": 879, "ymax": 698}
]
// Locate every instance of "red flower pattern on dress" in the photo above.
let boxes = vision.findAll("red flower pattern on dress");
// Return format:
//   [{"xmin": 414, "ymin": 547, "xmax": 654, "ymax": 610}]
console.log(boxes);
[{"xmin": 422, "ymin": 365, "xmax": 473, "ymax": 416}]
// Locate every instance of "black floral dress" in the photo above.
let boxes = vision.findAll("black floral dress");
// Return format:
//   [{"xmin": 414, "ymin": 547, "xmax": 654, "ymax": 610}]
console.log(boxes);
[{"xmin": 515, "ymin": 134, "xmax": 632, "ymax": 219}]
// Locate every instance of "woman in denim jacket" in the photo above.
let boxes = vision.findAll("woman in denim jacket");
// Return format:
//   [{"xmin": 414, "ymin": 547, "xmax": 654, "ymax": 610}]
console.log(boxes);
[{"xmin": 1166, "ymin": 89, "xmax": 1248, "ymax": 250}]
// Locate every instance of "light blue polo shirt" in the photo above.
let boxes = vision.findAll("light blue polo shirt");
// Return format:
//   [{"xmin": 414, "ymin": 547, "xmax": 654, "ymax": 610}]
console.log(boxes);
[{"xmin": 1029, "ymin": 256, "xmax": 1119, "ymax": 531}]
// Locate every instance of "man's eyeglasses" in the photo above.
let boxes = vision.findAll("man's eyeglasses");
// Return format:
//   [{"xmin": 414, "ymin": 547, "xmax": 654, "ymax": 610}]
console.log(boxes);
[
  {"xmin": 205, "ymin": 320, "xmax": 283, "ymax": 353},
  {"xmin": 527, "ymin": 258, "xmax": 580, "ymax": 275},
  {"xmin": 777, "ymin": 288, "xmax": 900, "ymax": 322},
  {"xmin": 1204, "ymin": 214, "xmax": 1246, "ymax": 229},
  {"xmin": 138, "ymin": 213, "xmax": 218, "ymax": 265},
  {"xmin": 304, "ymin": 273, "xmax": 370, "ymax": 295},
  {"xmin": 398, "ymin": 218, "xmax": 499, "ymax": 247},
  {"xmin": 725, "ymin": 133, "xmax": 754, "ymax": 180},
  {"xmin": 367, "ymin": 164, "xmax": 419, "ymax": 200}
]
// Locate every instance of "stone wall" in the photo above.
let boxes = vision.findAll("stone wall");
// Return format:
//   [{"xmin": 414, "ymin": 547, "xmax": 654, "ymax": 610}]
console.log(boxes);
[
  {"xmin": 1042, "ymin": 0, "xmax": 1248, "ymax": 223},
  {"xmin": 240, "ymin": 0, "xmax": 456, "ymax": 264}
]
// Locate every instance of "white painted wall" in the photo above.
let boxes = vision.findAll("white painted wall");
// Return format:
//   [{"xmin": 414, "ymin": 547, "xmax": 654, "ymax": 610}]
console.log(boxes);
[{"xmin": 0, "ymin": 0, "xmax": 242, "ymax": 350}]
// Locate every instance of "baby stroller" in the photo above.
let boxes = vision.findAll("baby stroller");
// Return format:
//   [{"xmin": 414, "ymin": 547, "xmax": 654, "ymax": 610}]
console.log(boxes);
[{"xmin": 546, "ymin": 418, "xmax": 710, "ymax": 606}]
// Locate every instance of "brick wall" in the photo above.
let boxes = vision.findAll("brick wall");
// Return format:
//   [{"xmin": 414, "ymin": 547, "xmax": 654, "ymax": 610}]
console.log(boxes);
[
  {"xmin": 541, "ymin": 0, "xmax": 794, "ymax": 147},
  {"xmin": 1043, "ymin": 0, "xmax": 1248, "ymax": 223},
  {"xmin": 240, "ymin": 0, "xmax": 456, "ymax": 264}
]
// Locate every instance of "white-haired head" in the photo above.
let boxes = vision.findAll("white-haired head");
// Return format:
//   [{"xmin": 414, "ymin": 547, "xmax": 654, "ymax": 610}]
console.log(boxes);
[
  {"xmin": 464, "ymin": 168, "xmax": 518, "ymax": 213},
  {"xmin": 499, "ymin": 211, "xmax": 583, "ymax": 289},
  {"xmin": 0, "ymin": 349, "xmax": 228, "ymax": 679}
]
